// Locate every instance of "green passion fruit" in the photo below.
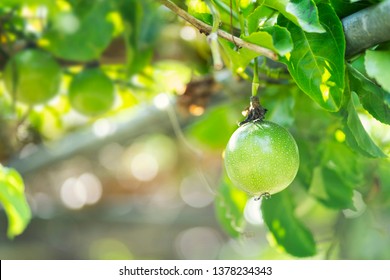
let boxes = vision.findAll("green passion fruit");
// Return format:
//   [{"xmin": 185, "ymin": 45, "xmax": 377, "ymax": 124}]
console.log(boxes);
[
  {"xmin": 224, "ymin": 121, "xmax": 299, "ymax": 197},
  {"xmin": 4, "ymin": 49, "xmax": 62, "ymax": 105},
  {"xmin": 68, "ymin": 68, "xmax": 115, "ymax": 116}
]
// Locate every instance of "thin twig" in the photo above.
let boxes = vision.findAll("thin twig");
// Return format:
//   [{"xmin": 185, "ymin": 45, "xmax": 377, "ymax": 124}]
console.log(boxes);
[{"xmin": 157, "ymin": 0, "xmax": 278, "ymax": 60}]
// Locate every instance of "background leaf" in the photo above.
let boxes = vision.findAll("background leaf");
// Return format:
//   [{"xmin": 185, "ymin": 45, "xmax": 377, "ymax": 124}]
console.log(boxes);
[
  {"xmin": 219, "ymin": 39, "xmax": 258, "ymax": 73},
  {"xmin": 309, "ymin": 166, "xmax": 354, "ymax": 209},
  {"xmin": 309, "ymin": 138, "xmax": 363, "ymax": 209},
  {"xmin": 348, "ymin": 65, "xmax": 390, "ymax": 125},
  {"xmin": 186, "ymin": 104, "xmax": 242, "ymax": 151},
  {"xmin": 43, "ymin": 1, "xmax": 114, "ymax": 61},
  {"xmin": 215, "ymin": 174, "xmax": 248, "ymax": 238},
  {"xmin": 365, "ymin": 50, "xmax": 390, "ymax": 93},
  {"xmin": 280, "ymin": 3, "xmax": 345, "ymax": 112},
  {"xmin": 342, "ymin": 92, "xmax": 387, "ymax": 158},
  {"xmin": 264, "ymin": 0, "xmax": 325, "ymax": 33},
  {"xmin": 0, "ymin": 165, "xmax": 31, "ymax": 239},
  {"xmin": 261, "ymin": 190, "xmax": 316, "ymax": 257},
  {"xmin": 118, "ymin": 0, "xmax": 162, "ymax": 76}
]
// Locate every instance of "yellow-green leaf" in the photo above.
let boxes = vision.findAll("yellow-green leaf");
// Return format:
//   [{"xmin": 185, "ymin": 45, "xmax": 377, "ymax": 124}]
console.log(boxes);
[{"xmin": 0, "ymin": 165, "xmax": 31, "ymax": 239}]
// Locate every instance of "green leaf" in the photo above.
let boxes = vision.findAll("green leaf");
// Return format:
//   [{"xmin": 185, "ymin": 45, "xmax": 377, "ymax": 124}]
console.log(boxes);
[
  {"xmin": 186, "ymin": 0, "xmax": 212, "ymax": 25},
  {"xmin": 215, "ymin": 174, "xmax": 248, "ymax": 238},
  {"xmin": 365, "ymin": 50, "xmax": 390, "ymax": 93},
  {"xmin": 279, "ymin": 3, "xmax": 345, "ymax": 112},
  {"xmin": 43, "ymin": 1, "xmax": 114, "ymax": 61},
  {"xmin": 219, "ymin": 38, "xmax": 258, "ymax": 73},
  {"xmin": 348, "ymin": 65, "xmax": 390, "ymax": 125},
  {"xmin": 263, "ymin": 85, "xmax": 296, "ymax": 127},
  {"xmin": 329, "ymin": 0, "xmax": 370, "ymax": 18},
  {"xmin": 119, "ymin": 0, "xmax": 162, "ymax": 76},
  {"xmin": 342, "ymin": 92, "xmax": 387, "ymax": 158},
  {"xmin": 186, "ymin": 104, "xmax": 242, "ymax": 151},
  {"xmin": 261, "ymin": 190, "xmax": 316, "ymax": 257},
  {"xmin": 247, "ymin": 5, "xmax": 276, "ymax": 34},
  {"xmin": 264, "ymin": 0, "xmax": 325, "ymax": 33},
  {"xmin": 0, "ymin": 165, "xmax": 31, "ymax": 239},
  {"xmin": 242, "ymin": 26, "xmax": 293, "ymax": 56},
  {"xmin": 309, "ymin": 166, "xmax": 354, "ymax": 209},
  {"xmin": 322, "ymin": 140, "xmax": 363, "ymax": 187}
]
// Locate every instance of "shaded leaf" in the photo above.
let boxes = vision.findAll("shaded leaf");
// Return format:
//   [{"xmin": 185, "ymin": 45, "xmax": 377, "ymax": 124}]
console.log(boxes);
[
  {"xmin": 264, "ymin": 0, "xmax": 325, "ymax": 33},
  {"xmin": 242, "ymin": 26, "xmax": 293, "ymax": 56},
  {"xmin": 215, "ymin": 174, "xmax": 248, "ymax": 238},
  {"xmin": 219, "ymin": 38, "xmax": 258, "ymax": 73},
  {"xmin": 0, "ymin": 165, "xmax": 31, "ymax": 239},
  {"xmin": 329, "ymin": 0, "xmax": 370, "ymax": 18},
  {"xmin": 309, "ymin": 166, "xmax": 354, "ymax": 209},
  {"xmin": 186, "ymin": 104, "xmax": 242, "ymax": 151},
  {"xmin": 342, "ymin": 93, "xmax": 386, "ymax": 158},
  {"xmin": 322, "ymin": 140, "xmax": 363, "ymax": 187},
  {"xmin": 365, "ymin": 50, "xmax": 390, "ymax": 93},
  {"xmin": 261, "ymin": 190, "xmax": 316, "ymax": 257},
  {"xmin": 280, "ymin": 3, "xmax": 345, "ymax": 111},
  {"xmin": 348, "ymin": 65, "xmax": 390, "ymax": 125},
  {"xmin": 262, "ymin": 85, "xmax": 296, "ymax": 127},
  {"xmin": 118, "ymin": 0, "xmax": 161, "ymax": 76}
]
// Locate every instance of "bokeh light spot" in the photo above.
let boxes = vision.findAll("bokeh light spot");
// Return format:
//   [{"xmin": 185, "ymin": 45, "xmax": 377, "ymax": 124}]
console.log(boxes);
[{"xmin": 175, "ymin": 227, "xmax": 222, "ymax": 259}]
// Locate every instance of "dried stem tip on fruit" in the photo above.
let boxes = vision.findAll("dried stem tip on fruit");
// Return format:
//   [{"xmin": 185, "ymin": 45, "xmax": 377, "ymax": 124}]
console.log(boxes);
[{"xmin": 239, "ymin": 96, "xmax": 268, "ymax": 126}]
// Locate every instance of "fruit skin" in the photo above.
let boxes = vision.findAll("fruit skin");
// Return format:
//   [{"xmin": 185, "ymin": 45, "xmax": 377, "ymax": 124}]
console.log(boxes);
[
  {"xmin": 224, "ymin": 121, "xmax": 299, "ymax": 196},
  {"xmin": 4, "ymin": 49, "xmax": 62, "ymax": 105},
  {"xmin": 68, "ymin": 68, "xmax": 115, "ymax": 116}
]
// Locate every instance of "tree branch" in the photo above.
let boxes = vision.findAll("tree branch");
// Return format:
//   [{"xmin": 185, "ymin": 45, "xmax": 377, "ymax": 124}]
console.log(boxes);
[
  {"xmin": 157, "ymin": 0, "xmax": 278, "ymax": 61},
  {"xmin": 158, "ymin": 0, "xmax": 390, "ymax": 60},
  {"xmin": 342, "ymin": 0, "xmax": 390, "ymax": 58}
]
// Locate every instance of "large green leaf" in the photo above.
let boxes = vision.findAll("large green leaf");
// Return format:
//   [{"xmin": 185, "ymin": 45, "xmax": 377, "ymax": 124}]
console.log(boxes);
[
  {"xmin": 261, "ymin": 190, "xmax": 316, "ymax": 257},
  {"xmin": 0, "ymin": 165, "xmax": 31, "ymax": 239},
  {"xmin": 342, "ymin": 93, "xmax": 387, "ymax": 158},
  {"xmin": 242, "ymin": 26, "xmax": 293, "ymax": 56},
  {"xmin": 280, "ymin": 3, "xmax": 345, "ymax": 112},
  {"xmin": 215, "ymin": 174, "xmax": 248, "ymax": 238},
  {"xmin": 43, "ymin": 1, "xmax": 114, "ymax": 61},
  {"xmin": 264, "ymin": 0, "xmax": 325, "ymax": 33},
  {"xmin": 365, "ymin": 50, "xmax": 390, "ymax": 93},
  {"xmin": 348, "ymin": 65, "xmax": 390, "ymax": 125}
]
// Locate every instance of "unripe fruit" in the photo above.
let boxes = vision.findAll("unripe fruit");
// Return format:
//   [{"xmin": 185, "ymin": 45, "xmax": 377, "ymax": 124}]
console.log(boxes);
[
  {"xmin": 224, "ymin": 121, "xmax": 299, "ymax": 196},
  {"xmin": 68, "ymin": 68, "xmax": 115, "ymax": 116},
  {"xmin": 4, "ymin": 49, "xmax": 62, "ymax": 105}
]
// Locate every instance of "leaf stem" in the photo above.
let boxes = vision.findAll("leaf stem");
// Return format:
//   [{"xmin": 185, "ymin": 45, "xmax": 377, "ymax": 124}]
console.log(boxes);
[
  {"xmin": 234, "ymin": 0, "xmax": 245, "ymax": 36},
  {"xmin": 252, "ymin": 57, "xmax": 260, "ymax": 97}
]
